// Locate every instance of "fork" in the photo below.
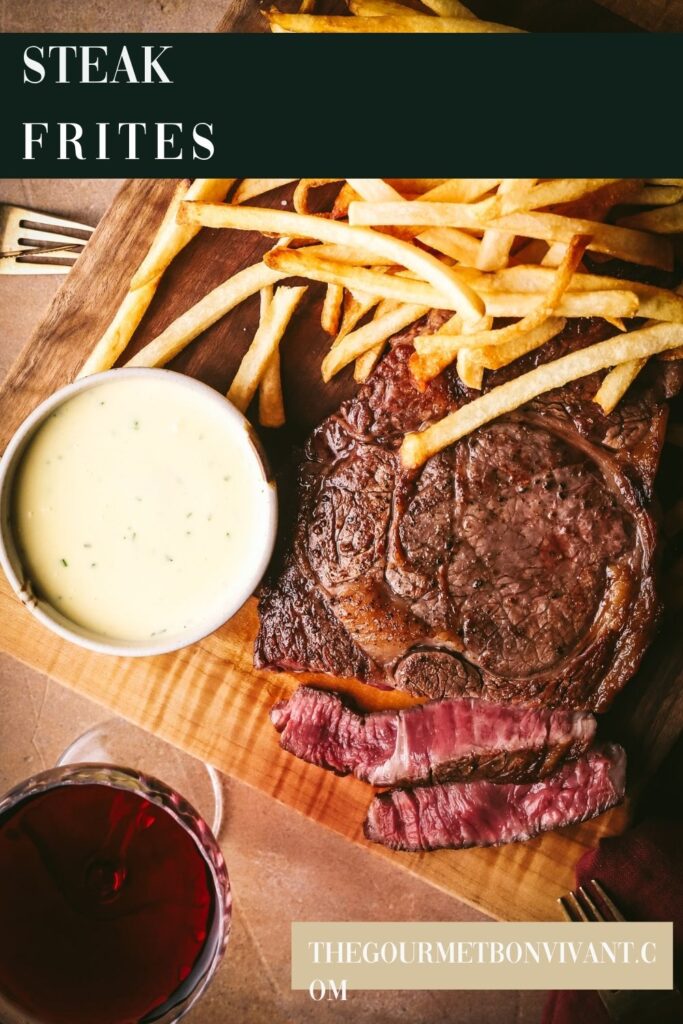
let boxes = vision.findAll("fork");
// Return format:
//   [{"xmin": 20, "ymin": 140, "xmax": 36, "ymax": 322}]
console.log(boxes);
[
  {"xmin": 559, "ymin": 878, "xmax": 683, "ymax": 1022},
  {"xmin": 0, "ymin": 203, "xmax": 94, "ymax": 275}
]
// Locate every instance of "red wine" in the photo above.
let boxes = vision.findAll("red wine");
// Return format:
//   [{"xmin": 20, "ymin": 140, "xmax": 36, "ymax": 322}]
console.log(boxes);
[{"xmin": 0, "ymin": 782, "xmax": 216, "ymax": 1024}]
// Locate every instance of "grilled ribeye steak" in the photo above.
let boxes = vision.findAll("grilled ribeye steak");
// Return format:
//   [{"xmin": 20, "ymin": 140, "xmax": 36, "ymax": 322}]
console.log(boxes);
[
  {"xmin": 256, "ymin": 315, "xmax": 682, "ymax": 711},
  {"xmin": 364, "ymin": 742, "xmax": 626, "ymax": 852},
  {"xmin": 271, "ymin": 686, "xmax": 596, "ymax": 786}
]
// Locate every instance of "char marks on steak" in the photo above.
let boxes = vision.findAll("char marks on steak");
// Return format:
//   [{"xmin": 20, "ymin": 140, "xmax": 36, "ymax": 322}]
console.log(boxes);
[
  {"xmin": 364, "ymin": 742, "xmax": 626, "ymax": 852},
  {"xmin": 271, "ymin": 686, "xmax": 597, "ymax": 786},
  {"xmin": 256, "ymin": 314, "xmax": 678, "ymax": 711}
]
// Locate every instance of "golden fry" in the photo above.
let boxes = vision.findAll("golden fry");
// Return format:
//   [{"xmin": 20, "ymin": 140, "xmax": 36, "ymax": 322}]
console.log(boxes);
[
  {"xmin": 413, "ymin": 235, "xmax": 588, "ymax": 380},
  {"xmin": 478, "ymin": 317, "xmax": 567, "ymax": 370},
  {"xmin": 259, "ymin": 349, "xmax": 286, "ymax": 427},
  {"xmin": 420, "ymin": 0, "xmax": 477, "ymax": 14},
  {"xmin": 619, "ymin": 202, "xmax": 683, "ymax": 234},
  {"xmin": 78, "ymin": 178, "xmax": 234, "ymax": 377},
  {"xmin": 477, "ymin": 179, "xmax": 536, "ymax": 271},
  {"xmin": 593, "ymin": 358, "xmax": 647, "ymax": 415},
  {"xmin": 322, "ymin": 303, "xmax": 429, "ymax": 381},
  {"xmin": 321, "ymin": 283, "xmax": 344, "ymax": 334},
  {"xmin": 401, "ymin": 323, "xmax": 683, "ymax": 469},
  {"xmin": 232, "ymin": 179, "xmax": 297, "ymax": 204},
  {"xmin": 228, "ymin": 285, "xmax": 306, "ymax": 412},
  {"xmin": 349, "ymin": 203, "xmax": 673, "ymax": 270},
  {"xmin": 264, "ymin": 12, "xmax": 524, "ymax": 31},
  {"xmin": 126, "ymin": 261, "xmax": 283, "ymax": 369},
  {"xmin": 180, "ymin": 202, "xmax": 486, "ymax": 322}
]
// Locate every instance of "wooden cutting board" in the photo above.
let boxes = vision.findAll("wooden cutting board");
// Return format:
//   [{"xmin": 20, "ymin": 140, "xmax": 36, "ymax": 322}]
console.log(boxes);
[{"xmin": 1, "ymin": 177, "xmax": 681, "ymax": 922}]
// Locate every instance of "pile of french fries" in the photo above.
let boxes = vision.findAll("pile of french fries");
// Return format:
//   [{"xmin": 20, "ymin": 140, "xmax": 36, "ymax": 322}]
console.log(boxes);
[
  {"xmin": 79, "ymin": 177, "xmax": 683, "ymax": 469},
  {"xmin": 264, "ymin": 0, "xmax": 525, "ymax": 34}
]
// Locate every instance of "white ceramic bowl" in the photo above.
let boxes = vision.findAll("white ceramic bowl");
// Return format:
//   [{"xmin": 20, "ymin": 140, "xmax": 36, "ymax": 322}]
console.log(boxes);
[{"xmin": 0, "ymin": 368, "xmax": 278, "ymax": 657}]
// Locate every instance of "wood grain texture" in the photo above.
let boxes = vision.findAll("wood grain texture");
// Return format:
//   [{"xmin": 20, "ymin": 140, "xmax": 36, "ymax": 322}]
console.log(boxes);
[{"xmin": 0, "ymin": 174, "xmax": 679, "ymax": 921}]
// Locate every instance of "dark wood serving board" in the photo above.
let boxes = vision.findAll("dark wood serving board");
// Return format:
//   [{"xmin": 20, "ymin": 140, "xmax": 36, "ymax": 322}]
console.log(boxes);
[{"xmin": 1, "ymin": 176, "xmax": 682, "ymax": 921}]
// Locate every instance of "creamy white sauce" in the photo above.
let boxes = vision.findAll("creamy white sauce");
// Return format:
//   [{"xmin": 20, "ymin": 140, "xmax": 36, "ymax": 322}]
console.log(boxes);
[{"xmin": 12, "ymin": 376, "xmax": 271, "ymax": 642}]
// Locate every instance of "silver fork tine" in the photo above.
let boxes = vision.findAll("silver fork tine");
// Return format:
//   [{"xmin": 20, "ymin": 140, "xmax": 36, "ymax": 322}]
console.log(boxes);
[
  {"xmin": 589, "ymin": 879, "xmax": 626, "ymax": 922},
  {"xmin": 577, "ymin": 883, "xmax": 605, "ymax": 922},
  {"xmin": 0, "ymin": 203, "xmax": 94, "ymax": 275},
  {"xmin": 12, "ymin": 204, "xmax": 93, "ymax": 236},
  {"xmin": 558, "ymin": 891, "xmax": 590, "ymax": 922}
]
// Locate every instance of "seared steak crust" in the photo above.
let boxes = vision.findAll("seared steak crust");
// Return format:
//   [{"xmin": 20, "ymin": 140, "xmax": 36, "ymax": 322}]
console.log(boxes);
[{"xmin": 256, "ymin": 314, "xmax": 678, "ymax": 711}]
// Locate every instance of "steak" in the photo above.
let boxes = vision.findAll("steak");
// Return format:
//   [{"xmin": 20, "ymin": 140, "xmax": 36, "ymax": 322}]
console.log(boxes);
[
  {"xmin": 364, "ymin": 742, "xmax": 626, "ymax": 852},
  {"xmin": 271, "ymin": 686, "xmax": 597, "ymax": 786},
  {"xmin": 256, "ymin": 313, "xmax": 682, "ymax": 711}
]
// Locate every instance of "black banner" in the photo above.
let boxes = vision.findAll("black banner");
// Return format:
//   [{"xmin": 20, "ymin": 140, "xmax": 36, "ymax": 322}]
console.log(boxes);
[{"xmin": 1, "ymin": 32, "xmax": 682, "ymax": 176}]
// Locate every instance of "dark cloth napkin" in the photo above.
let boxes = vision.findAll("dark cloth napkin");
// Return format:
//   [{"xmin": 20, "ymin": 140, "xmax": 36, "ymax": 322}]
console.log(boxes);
[{"xmin": 542, "ymin": 818, "xmax": 683, "ymax": 1024}]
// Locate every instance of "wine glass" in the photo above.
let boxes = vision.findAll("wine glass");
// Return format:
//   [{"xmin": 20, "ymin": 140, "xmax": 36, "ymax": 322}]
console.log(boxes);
[{"xmin": 0, "ymin": 720, "xmax": 231, "ymax": 1024}]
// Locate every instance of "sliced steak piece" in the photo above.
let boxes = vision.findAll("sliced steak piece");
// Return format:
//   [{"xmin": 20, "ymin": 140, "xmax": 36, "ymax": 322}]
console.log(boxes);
[
  {"xmin": 255, "ymin": 312, "xmax": 677, "ymax": 711},
  {"xmin": 271, "ymin": 686, "xmax": 597, "ymax": 786},
  {"xmin": 364, "ymin": 743, "xmax": 626, "ymax": 852}
]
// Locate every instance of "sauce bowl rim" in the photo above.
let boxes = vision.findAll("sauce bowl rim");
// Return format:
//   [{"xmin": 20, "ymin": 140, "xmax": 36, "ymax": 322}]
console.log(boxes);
[{"xmin": 0, "ymin": 367, "xmax": 278, "ymax": 658}]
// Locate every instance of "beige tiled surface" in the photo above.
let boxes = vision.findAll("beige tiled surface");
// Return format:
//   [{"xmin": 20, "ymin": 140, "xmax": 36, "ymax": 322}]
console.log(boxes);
[{"xmin": 0, "ymin": 177, "xmax": 547, "ymax": 1023}]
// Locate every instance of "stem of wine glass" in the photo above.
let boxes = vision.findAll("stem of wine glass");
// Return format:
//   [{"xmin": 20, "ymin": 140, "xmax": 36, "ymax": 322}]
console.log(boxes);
[{"xmin": 56, "ymin": 717, "xmax": 224, "ymax": 838}]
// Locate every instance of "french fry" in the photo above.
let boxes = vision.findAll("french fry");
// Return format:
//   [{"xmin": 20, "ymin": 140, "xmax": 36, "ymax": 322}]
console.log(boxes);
[
  {"xmin": 618, "ymin": 202, "xmax": 683, "ymax": 234},
  {"xmin": 456, "ymin": 348, "xmax": 484, "ymax": 389},
  {"xmin": 353, "ymin": 299, "xmax": 400, "ymax": 381},
  {"xmin": 265, "ymin": 248, "xmax": 454, "ymax": 307},
  {"xmin": 348, "ymin": 0, "xmax": 420, "ymax": 13},
  {"xmin": 420, "ymin": 0, "xmax": 477, "ymax": 14},
  {"xmin": 349, "ymin": 199, "xmax": 487, "ymax": 229},
  {"xmin": 347, "ymin": 177, "xmax": 488, "ymax": 265},
  {"xmin": 322, "ymin": 303, "xmax": 429, "ymax": 381},
  {"xmin": 298, "ymin": 242, "xmax": 395, "ymax": 266},
  {"xmin": 477, "ymin": 317, "xmax": 567, "ymax": 371},
  {"xmin": 482, "ymin": 290, "xmax": 639, "ymax": 319},
  {"xmin": 257, "ymin": 287, "xmax": 286, "ymax": 428},
  {"xmin": 400, "ymin": 323, "xmax": 683, "ymax": 469},
  {"xmin": 228, "ymin": 285, "xmax": 306, "ymax": 412},
  {"xmin": 259, "ymin": 348, "xmax": 286, "ymax": 427},
  {"xmin": 354, "ymin": 345, "xmax": 384, "ymax": 381},
  {"xmin": 477, "ymin": 179, "xmax": 536, "ymax": 271},
  {"xmin": 492, "ymin": 178, "xmax": 622, "ymax": 217},
  {"xmin": 349, "ymin": 203, "xmax": 673, "ymax": 270},
  {"xmin": 180, "ymin": 202, "xmax": 486, "ymax": 323},
  {"xmin": 386, "ymin": 179, "xmax": 450, "ymax": 194},
  {"xmin": 455, "ymin": 314, "xmax": 494, "ymax": 388},
  {"xmin": 331, "ymin": 182, "xmax": 359, "ymax": 219},
  {"xmin": 232, "ymin": 179, "xmax": 297, "ymax": 205},
  {"xmin": 628, "ymin": 185, "xmax": 683, "ymax": 207},
  {"xmin": 336, "ymin": 291, "xmax": 381, "ymax": 343},
  {"xmin": 410, "ymin": 291, "xmax": 639, "ymax": 382},
  {"xmin": 293, "ymin": 178, "xmax": 343, "ymax": 214},
  {"xmin": 126, "ymin": 260, "xmax": 284, "ymax": 369},
  {"xmin": 299, "ymin": 0, "xmax": 316, "ymax": 9},
  {"xmin": 421, "ymin": 179, "xmax": 500, "ymax": 203},
  {"xmin": 465, "ymin": 265, "xmax": 683, "ymax": 323},
  {"xmin": 264, "ymin": 12, "xmax": 524, "ymax": 31},
  {"xmin": 260, "ymin": 285, "xmax": 273, "ymax": 316},
  {"xmin": 412, "ymin": 235, "xmax": 588, "ymax": 380},
  {"xmin": 488, "ymin": 211, "xmax": 673, "ymax": 270},
  {"xmin": 321, "ymin": 283, "xmax": 344, "ymax": 334},
  {"xmin": 78, "ymin": 178, "xmax": 234, "ymax": 377},
  {"xmin": 593, "ymin": 358, "xmax": 647, "ymax": 415}
]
